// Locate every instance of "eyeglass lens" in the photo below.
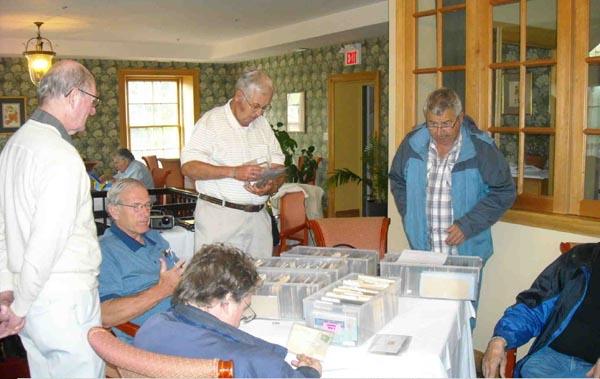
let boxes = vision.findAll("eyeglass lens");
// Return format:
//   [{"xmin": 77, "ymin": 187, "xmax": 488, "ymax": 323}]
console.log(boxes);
[
  {"xmin": 119, "ymin": 203, "xmax": 152, "ymax": 211},
  {"xmin": 240, "ymin": 300, "xmax": 256, "ymax": 323},
  {"xmin": 243, "ymin": 92, "xmax": 270, "ymax": 113}
]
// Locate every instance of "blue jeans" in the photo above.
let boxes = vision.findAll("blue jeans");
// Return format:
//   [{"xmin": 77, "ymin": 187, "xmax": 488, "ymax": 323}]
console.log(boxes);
[{"xmin": 520, "ymin": 346, "xmax": 593, "ymax": 378}]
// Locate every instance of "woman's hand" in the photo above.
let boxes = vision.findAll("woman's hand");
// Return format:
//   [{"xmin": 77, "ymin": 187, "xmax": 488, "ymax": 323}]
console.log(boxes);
[{"xmin": 292, "ymin": 353, "xmax": 322, "ymax": 375}]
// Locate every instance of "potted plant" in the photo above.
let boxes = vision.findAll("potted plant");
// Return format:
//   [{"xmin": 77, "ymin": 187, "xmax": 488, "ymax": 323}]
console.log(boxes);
[
  {"xmin": 326, "ymin": 134, "xmax": 388, "ymax": 216},
  {"xmin": 524, "ymin": 135, "xmax": 549, "ymax": 169},
  {"xmin": 271, "ymin": 122, "xmax": 319, "ymax": 184}
]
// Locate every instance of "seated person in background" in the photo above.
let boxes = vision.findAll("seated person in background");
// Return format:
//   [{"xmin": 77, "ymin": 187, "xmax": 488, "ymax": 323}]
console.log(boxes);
[
  {"xmin": 105, "ymin": 148, "xmax": 154, "ymax": 190},
  {"xmin": 134, "ymin": 243, "xmax": 322, "ymax": 378},
  {"xmin": 482, "ymin": 242, "xmax": 600, "ymax": 378},
  {"xmin": 99, "ymin": 178, "xmax": 185, "ymax": 343}
]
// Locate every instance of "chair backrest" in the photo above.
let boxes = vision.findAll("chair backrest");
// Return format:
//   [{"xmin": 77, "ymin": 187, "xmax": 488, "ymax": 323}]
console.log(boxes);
[
  {"xmin": 279, "ymin": 191, "xmax": 308, "ymax": 252},
  {"xmin": 88, "ymin": 327, "xmax": 232, "ymax": 378},
  {"xmin": 152, "ymin": 168, "xmax": 171, "ymax": 189},
  {"xmin": 297, "ymin": 156, "xmax": 322, "ymax": 185},
  {"xmin": 114, "ymin": 321, "xmax": 140, "ymax": 337},
  {"xmin": 308, "ymin": 216, "xmax": 390, "ymax": 259},
  {"xmin": 159, "ymin": 158, "xmax": 185, "ymax": 188},
  {"xmin": 142, "ymin": 156, "xmax": 160, "ymax": 172}
]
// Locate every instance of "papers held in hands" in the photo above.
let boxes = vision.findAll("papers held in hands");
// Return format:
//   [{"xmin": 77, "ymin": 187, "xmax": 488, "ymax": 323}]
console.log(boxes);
[
  {"xmin": 287, "ymin": 323, "xmax": 333, "ymax": 361},
  {"xmin": 255, "ymin": 167, "xmax": 287, "ymax": 188}
]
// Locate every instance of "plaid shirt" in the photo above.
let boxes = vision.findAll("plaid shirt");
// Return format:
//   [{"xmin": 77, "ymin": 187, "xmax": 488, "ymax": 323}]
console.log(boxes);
[{"xmin": 426, "ymin": 133, "xmax": 462, "ymax": 254}]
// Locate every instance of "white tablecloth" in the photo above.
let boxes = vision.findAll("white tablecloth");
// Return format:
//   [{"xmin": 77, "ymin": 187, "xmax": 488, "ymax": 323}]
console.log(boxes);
[
  {"xmin": 159, "ymin": 226, "xmax": 195, "ymax": 263},
  {"xmin": 240, "ymin": 297, "xmax": 476, "ymax": 378}
]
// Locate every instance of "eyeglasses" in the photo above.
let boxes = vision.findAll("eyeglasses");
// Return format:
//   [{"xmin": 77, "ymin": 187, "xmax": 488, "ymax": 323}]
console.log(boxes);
[
  {"xmin": 427, "ymin": 117, "xmax": 459, "ymax": 131},
  {"xmin": 65, "ymin": 87, "xmax": 101, "ymax": 108},
  {"xmin": 242, "ymin": 92, "xmax": 271, "ymax": 113},
  {"xmin": 117, "ymin": 202, "xmax": 153, "ymax": 212},
  {"xmin": 240, "ymin": 299, "xmax": 256, "ymax": 323}
]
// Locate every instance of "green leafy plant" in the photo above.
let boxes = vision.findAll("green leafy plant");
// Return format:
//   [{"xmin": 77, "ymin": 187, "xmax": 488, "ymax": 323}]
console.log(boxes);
[
  {"xmin": 326, "ymin": 134, "xmax": 388, "ymax": 203},
  {"xmin": 271, "ymin": 122, "xmax": 319, "ymax": 184},
  {"xmin": 271, "ymin": 122, "xmax": 297, "ymax": 168}
]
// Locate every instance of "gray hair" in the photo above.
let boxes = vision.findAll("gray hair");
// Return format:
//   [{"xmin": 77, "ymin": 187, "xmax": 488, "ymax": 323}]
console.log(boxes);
[
  {"xmin": 423, "ymin": 88, "xmax": 463, "ymax": 118},
  {"xmin": 114, "ymin": 148, "xmax": 135, "ymax": 163},
  {"xmin": 172, "ymin": 243, "xmax": 262, "ymax": 307},
  {"xmin": 235, "ymin": 69, "xmax": 273, "ymax": 97},
  {"xmin": 106, "ymin": 178, "xmax": 147, "ymax": 207},
  {"xmin": 37, "ymin": 60, "xmax": 95, "ymax": 106}
]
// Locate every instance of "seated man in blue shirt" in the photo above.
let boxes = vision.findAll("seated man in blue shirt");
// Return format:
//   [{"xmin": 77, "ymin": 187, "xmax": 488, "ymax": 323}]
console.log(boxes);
[
  {"xmin": 104, "ymin": 148, "xmax": 154, "ymax": 190},
  {"xmin": 98, "ymin": 178, "xmax": 185, "ymax": 343}
]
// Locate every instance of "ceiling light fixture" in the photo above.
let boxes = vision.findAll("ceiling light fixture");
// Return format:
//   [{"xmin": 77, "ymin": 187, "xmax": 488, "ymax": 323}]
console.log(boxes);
[{"xmin": 23, "ymin": 22, "xmax": 56, "ymax": 86}]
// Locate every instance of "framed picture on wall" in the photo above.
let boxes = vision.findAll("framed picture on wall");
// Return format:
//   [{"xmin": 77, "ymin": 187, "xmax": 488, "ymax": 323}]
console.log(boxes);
[
  {"xmin": 502, "ymin": 73, "xmax": 532, "ymax": 115},
  {"xmin": 0, "ymin": 96, "xmax": 26, "ymax": 133},
  {"xmin": 286, "ymin": 92, "xmax": 305, "ymax": 132}
]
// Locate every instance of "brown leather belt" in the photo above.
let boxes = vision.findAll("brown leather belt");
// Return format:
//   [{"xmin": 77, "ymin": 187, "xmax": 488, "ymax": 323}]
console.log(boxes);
[{"xmin": 199, "ymin": 193, "xmax": 264, "ymax": 213}]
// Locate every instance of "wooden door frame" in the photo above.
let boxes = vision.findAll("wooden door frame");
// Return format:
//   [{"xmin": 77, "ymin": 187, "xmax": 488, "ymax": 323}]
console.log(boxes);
[{"xmin": 327, "ymin": 71, "xmax": 381, "ymax": 217}]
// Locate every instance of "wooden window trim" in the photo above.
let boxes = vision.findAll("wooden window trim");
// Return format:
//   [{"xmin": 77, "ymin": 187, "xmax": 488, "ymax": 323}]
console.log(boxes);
[
  {"xmin": 118, "ymin": 68, "xmax": 200, "ymax": 149},
  {"xmin": 502, "ymin": 209, "xmax": 600, "ymax": 238},
  {"xmin": 397, "ymin": 0, "xmax": 600, "ymax": 232}
]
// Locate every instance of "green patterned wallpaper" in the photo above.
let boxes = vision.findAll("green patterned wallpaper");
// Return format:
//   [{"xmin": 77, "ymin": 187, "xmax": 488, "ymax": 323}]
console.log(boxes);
[{"xmin": 0, "ymin": 35, "xmax": 388, "ymax": 186}]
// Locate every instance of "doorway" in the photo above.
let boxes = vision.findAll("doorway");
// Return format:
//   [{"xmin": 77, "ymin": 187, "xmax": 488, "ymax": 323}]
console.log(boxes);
[{"xmin": 327, "ymin": 71, "xmax": 380, "ymax": 217}]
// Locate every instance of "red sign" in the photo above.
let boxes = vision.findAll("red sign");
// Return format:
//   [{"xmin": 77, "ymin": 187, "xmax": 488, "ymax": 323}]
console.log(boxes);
[{"xmin": 345, "ymin": 50, "xmax": 358, "ymax": 65}]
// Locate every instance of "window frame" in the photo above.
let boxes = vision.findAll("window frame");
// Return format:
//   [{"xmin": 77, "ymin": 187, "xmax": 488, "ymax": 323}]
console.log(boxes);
[
  {"xmin": 118, "ymin": 68, "xmax": 200, "ymax": 157},
  {"xmin": 395, "ymin": 0, "xmax": 600, "ymax": 237}
]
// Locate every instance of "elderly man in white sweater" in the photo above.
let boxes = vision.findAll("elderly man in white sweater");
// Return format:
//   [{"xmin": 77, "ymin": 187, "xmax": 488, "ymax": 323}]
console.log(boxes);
[{"xmin": 0, "ymin": 60, "xmax": 104, "ymax": 378}]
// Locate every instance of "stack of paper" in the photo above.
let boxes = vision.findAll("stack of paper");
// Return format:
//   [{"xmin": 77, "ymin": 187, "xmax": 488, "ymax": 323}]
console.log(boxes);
[{"xmin": 316, "ymin": 276, "xmax": 394, "ymax": 306}]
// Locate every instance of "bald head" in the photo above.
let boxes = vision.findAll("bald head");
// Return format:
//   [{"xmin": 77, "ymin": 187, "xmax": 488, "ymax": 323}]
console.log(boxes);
[
  {"xmin": 37, "ymin": 60, "xmax": 95, "ymax": 106},
  {"xmin": 36, "ymin": 60, "xmax": 98, "ymax": 135}
]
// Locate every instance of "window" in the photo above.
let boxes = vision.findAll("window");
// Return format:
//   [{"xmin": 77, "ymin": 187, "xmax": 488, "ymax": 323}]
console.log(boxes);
[
  {"xmin": 577, "ymin": 0, "xmax": 600, "ymax": 217},
  {"xmin": 414, "ymin": 0, "xmax": 466, "ymax": 125},
  {"xmin": 118, "ymin": 69, "xmax": 199, "ymax": 160},
  {"xmin": 395, "ymin": 0, "xmax": 600, "ymax": 232},
  {"xmin": 489, "ymin": 0, "xmax": 557, "ymax": 212}
]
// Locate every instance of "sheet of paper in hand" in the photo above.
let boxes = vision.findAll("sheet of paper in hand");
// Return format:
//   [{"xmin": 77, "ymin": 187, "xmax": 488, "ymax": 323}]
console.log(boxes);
[
  {"xmin": 287, "ymin": 323, "xmax": 334, "ymax": 361},
  {"xmin": 243, "ymin": 157, "xmax": 270, "ymax": 168}
]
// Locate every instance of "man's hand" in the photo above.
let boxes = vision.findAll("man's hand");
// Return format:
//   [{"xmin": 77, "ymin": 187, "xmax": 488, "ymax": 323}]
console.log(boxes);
[
  {"xmin": 244, "ymin": 179, "xmax": 277, "ymax": 196},
  {"xmin": 0, "ymin": 304, "xmax": 25, "ymax": 339},
  {"xmin": 482, "ymin": 337, "xmax": 508, "ymax": 378},
  {"xmin": 233, "ymin": 165, "xmax": 265, "ymax": 182},
  {"xmin": 586, "ymin": 358, "xmax": 600, "ymax": 378},
  {"xmin": 155, "ymin": 257, "xmax": 185, "ymax": 298},
  {"xmin": 445, "ymin": 224, "xmax": 465, "ymax": 246}
]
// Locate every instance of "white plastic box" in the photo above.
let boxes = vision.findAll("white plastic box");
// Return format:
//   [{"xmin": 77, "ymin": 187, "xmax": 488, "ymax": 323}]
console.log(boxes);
[
  {"xmin": 282, "ymin": 246, "xmax": 379, "ymax": 275},
  {"xmin": 254, "ymin": 256, "xmax": 349, "ymax": 282},
  {"xmin": 254, "ymin": 268, "xmax": 331, "ymax": 320},
  {"xmin": 302, "ymin": 273, "xmax": 400, "ymax": 347},
  {"xmin": 380, "ymin": 251, "xmax": 482, "ymax": 301}
]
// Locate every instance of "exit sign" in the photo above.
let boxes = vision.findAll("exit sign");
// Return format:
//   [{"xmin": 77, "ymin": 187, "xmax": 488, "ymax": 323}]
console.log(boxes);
[
  {"xmin": 344, "ymin": 43, "xmax": 361, "ymax": 66},
  {"xmin": 345, "ymin": 50, "xmax": 358, "ymax": 65}
]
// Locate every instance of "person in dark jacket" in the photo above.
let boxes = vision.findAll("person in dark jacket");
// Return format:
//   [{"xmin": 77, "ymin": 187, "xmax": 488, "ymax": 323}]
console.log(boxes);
[
  {"xmin": 389, "ymin": 88, "xmax": 515, "ymax": 264},
  {"xmin": 133, "ymin": 243, "xmax": 322, "ymax": 378},
  {"xmin": 482, "ymin": 242, "xmax": 600, "ymax": 378}
]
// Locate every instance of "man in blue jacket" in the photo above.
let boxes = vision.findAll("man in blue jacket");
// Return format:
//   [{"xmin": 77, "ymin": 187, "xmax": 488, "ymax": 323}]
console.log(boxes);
[
  {"xmin": 482, "ymin": 243, "xmax": 600, "ymax": 378},
  {"xmin": 389, "ymin": 88, "xmax": 515, "ymax": 265}
]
